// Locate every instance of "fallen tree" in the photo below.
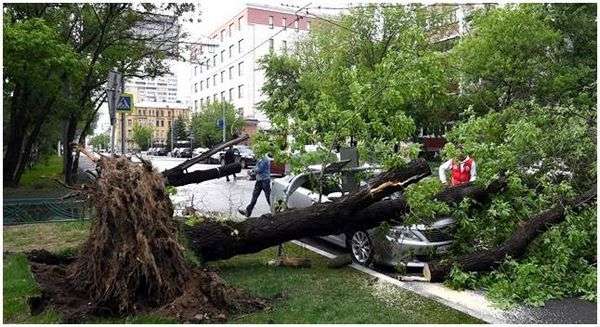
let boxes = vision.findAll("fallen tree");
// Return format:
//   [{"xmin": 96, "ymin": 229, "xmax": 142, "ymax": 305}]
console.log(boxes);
[
  {"xmin": 184, "ymin": 170, "xmax": 508, "ymax": 262},
  {"xmin": 184, "ymin": 159, "xmax": 432, "ymax": 261},
  {"xmin": 165, "ymin": 162, "xmax": 241, "ymax": 187},
  {"xmin": 423, "ymin": 188, "xmax": 597, "ymax": 282}
]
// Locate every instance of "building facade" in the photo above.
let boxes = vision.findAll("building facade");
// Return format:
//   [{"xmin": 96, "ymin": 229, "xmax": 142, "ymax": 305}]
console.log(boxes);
[
  {"xmin": 116, "ymin": 101, "xmax": 190, "ymax": 148},
  {"xmin": 189, "ymin": 3, "xmax": 311, "ymax": 133},
  {"xmin": 124, "ymin": 75, "xmax": 180, "ymax": 103}
]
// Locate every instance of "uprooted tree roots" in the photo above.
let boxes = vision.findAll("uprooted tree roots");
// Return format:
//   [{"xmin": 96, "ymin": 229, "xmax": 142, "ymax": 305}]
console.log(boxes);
[{"xmin": 27, "ymin": 156, "xmax": 266, "ymax": 323}]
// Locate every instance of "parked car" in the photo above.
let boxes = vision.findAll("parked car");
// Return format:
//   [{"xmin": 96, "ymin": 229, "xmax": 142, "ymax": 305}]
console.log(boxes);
[
  {"xmin": 219, "ymin": 145, "xmax": 257, "ymax": 168},
  {"xmin": 179, "ymin": 147, "xmax": 193, "ymax": 158},
  {"xmin": 270, "ymin": 164, "xmax": 454, "ymax": 267},
  {"xmin": 155, "ymin": 147, "xmax": 169, "ymax": 156}
]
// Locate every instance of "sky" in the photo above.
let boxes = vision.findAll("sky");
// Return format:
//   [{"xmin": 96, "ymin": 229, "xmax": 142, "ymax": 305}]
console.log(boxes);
[{"xmin": 95, "ymin": 0, "xmax": 404, "ymax": 135}]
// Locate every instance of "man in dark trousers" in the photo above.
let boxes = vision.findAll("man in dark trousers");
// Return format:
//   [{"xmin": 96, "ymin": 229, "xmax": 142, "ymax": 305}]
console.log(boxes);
[
  {"xmin": 238, "ymin": 153, "xmax": 272, "ymax": 217},
  {"xmin": 223, "ymin": 146, "xmax": 236, "ymax": 182}
]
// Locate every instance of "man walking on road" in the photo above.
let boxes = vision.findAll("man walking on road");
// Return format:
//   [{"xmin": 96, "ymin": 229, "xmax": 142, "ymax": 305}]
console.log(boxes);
[
  {"xmin": 223, "ymin": 146, "xmax": 237, "ymax": 182},
  {"xmin": 238, "ymin": 153, "xmax": 272, "ymax": 217}
]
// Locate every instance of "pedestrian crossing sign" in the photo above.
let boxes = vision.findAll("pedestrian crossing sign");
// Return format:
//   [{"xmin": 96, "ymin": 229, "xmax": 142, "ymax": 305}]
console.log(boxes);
[{"xmin": 116, "ymin": 93, "xmax": 134, "ymax": 112}]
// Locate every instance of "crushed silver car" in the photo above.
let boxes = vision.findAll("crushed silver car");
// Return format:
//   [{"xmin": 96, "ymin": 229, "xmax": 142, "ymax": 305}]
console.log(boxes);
[{"xmin": 270, "ymin": 163, "xmax": 454, "ymax": 267}]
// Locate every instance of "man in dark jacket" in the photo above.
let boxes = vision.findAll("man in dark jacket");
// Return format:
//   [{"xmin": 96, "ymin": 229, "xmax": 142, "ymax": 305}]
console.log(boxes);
[
  {"xmin": 238, "ymin": 153, "xmax": 271, "ymax": 217},
  {"xmin": 223, "ymin": 146, "xmax": 237, "ymax": 182}
]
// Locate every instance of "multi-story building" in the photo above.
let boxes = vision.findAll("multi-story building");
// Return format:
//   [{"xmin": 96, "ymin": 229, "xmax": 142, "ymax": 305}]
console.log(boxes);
[
  {"xmin": 116, "ymin": 101, "xmax": 190, "ymax": 149},
  {"xmin": 124, "ymin": 75, "xmax": 180, "ymax": 103},
  {"xmin": 189, "ymin": 3, "xmax": 311, "ymax": 134}
]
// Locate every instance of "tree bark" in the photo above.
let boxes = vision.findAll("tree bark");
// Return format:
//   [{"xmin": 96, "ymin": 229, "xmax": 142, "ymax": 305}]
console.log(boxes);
[
  {"xmin": 184, "ymin": 173, "xmax": 509, "ymax": 262},
  {"xmin": 184, "ymin": 159, "xmax": 431, "ymax": 262},
  {"xmin": 162, "ymin": 134, "xmax": 249, "ymax": 179},
  {"xmin": 423, "ymin": 189, "xmax": 597, "ymax": 282},
  {"xmin": 165, "ymin": 163, "xmax": 242, "ymax": 187}
]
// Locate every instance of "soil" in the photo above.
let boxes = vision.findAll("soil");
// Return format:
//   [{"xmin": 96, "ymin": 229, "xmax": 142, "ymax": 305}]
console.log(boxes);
[
  {"xmin": 24, "ymin": 155, "xmax": 267, "ymax": 323},
  {"xmin": 27, "ymin": 249, "xmax": 267, "ymax": 323}
]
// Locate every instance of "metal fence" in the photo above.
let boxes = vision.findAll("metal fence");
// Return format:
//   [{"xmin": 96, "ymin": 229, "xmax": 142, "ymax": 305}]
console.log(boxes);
[{"xmin": 3, "ymin": 197, "xmax": 91, "ymax": 225}]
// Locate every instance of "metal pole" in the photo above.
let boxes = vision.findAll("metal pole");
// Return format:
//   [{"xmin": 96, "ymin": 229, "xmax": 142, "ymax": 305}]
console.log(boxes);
[
  {"xmin": 121, "ymin": 113, "xmax": 126, "ymax": 154},
  {"xmin": 222, "ymin": 105, "xmax": 226, "ymax": 142},
  {"xmin": 111, "ymin": 124, "xmax": 116, "ymax": 154}
]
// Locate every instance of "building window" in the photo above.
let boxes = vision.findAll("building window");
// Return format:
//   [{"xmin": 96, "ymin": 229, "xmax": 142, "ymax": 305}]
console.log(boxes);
[
  {"xmin": 213, "ymin": 94, "xmax": 217, "ymax": 102},
  {"xmin": 238, "ymin": 39, "xmax": 243, "ymax": 53},
  {"xmin": 220, "ymin": 29, "xmax": 224, "ymax": 41},
  {"xmin": 229, "ymin": 88, "xmax": 233, "ymax": 101},
  {"xmin": 156, "ymin": 120, "xmax": 159, "ymax": 127},
  {"xmin": 207, "ymin": 96, "xmax": 210, "ymax": 105},
  {"xmin": 294, "ymin": 20, "xmax": 299, "ymax": 31},
  {"xmin": 194, "ymin": 66, "xmax": 197, "ymax": 76},
  {"xmin": 206, "ymin": 77, "xmax": 210, "ymax": 89},
  {"xmin": 221, "ymin": 91, "xmax": 225, "ymax": 101},
  {"xmin": 194, "ymin": 83, "xmax": 198, "ymax": 93},
  {"xmin": 282, "ymin": 17, "xmax": 287, "ymax": 29},
  {"xmin": 229, "ymin": 66, "xmax": 234, "ymax": 79},
  {"xmin": 206, "ymin": 59, "xmax": 210, "ymax": 69},
  {"xmin": 161, "ymin": 120, "xmax": 165, "ymax": 127},
  {"xmin": 228, "ymin": 23, "xmax": 233, "ymax": 37},
  {"xmin": 199, "ymin": 64, "xmax": 203, "ymax": 73},
  {"xmin": 128, "ymin": 119, "xmax": 132, "ymax": 126},
  {"xmin": 229, "ymin": 45, "xmax": 233, "ymax": 58},
  {"xmin": 194, "ymin": 100, "xmax": 198, "ymax": 110},
  {"xmin": 200, "ymin": 98, "xmax": 204, "ymax": 108},
  {"xmin": 269, "ymin": 16, "xmax": 273, "ymax": 28},
  {"xmin": 238, "ymin": 84, "xmax": 244, "ymax": 99},
  {"xmin": 213, "ymin": 74, "xmax": 217, "ymax": 86},
  {"xmin": 213, "ymin": 55, "xmax": 216, "ymax": 66},
  {"xmin": 282, "ymin": 40, "xmax": 287, "ymax": 52},
  {"xmin": 220, "ymin": 71, "xmax": 224, "ymax": 83},
  {"xmin": 269, "ymin": 38, "xmax": 274, "ymax": 51},
  {"xmin": 238, "ymin": 61, "xmax": 243, "ymax": 76},
  {"xmin": 238, "ymin": 16, "xmax": 243, "ymax": 30},
  {"xmin": 200, "ymin": 80, "xmax": 203, "ymax": 91},
  {"xmin": 307, "ymin": 20, "xmax": 311, "ymax": 30},
  {"xmin": 220, "ymin": 50, "xmax": 225, "ymax": 62}
]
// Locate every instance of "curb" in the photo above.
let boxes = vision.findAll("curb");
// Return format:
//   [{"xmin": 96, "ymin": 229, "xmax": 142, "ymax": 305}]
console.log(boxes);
[{"xmin": 291, "ymin": 240, "xmax": 506, "ymax": 324}]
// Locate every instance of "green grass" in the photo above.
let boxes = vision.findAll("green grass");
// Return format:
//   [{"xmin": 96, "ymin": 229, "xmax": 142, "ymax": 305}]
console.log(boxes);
[
  {"xmin": 3, "ymin": 222, "xmax": 482, "ymax": 324},
  {"xmin": 4, "ymin": 156, "xmax": 66, "ymax": 197}
]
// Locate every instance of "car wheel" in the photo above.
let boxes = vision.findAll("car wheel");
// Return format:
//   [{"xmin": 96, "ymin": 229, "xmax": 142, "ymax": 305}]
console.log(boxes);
[{"xmin": 350, "ymin": 230, "xmax": 374, "ymax": 266}]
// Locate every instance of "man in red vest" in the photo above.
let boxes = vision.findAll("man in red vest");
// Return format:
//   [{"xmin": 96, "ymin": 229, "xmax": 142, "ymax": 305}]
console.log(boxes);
[{"xmin": 438, "ymin": 147, "xmax": 477, "ymax": 186}]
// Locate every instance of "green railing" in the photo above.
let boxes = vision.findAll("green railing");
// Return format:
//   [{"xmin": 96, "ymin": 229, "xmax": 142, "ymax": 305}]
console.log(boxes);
[{"xmin": 3, "ymin": 197, "xmax": 91, "ymax": 225}]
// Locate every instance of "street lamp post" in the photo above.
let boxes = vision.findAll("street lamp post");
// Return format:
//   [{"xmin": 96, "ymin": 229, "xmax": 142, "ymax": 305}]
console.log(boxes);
[{"xmin": 222, "ymin": 104, "xmax": 226, "ymax": 142}]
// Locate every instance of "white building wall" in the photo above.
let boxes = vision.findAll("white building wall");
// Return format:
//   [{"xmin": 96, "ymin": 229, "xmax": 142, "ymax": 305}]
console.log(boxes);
[{"xmin": 190, "ymin": 5, "xmax": 309, "ymax": 127}]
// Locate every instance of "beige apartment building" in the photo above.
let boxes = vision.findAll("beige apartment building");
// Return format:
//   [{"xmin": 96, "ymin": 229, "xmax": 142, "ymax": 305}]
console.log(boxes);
[{"xmin": 116, "ymin": 101, "xmax": 190, "ymax": 149}]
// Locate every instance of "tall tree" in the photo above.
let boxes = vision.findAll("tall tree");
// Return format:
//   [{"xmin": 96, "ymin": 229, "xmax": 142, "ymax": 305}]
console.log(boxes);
[
  {"xmin": 131, "ymin": 123, "xmax": 153, "ymax": 151},
  {"xmin": 189, "ymin": 101, "xmax": 244, "ymax": 148},
  {"xmin": 3, "ymin": 15, "xmax": 83, "ymax": 187}
]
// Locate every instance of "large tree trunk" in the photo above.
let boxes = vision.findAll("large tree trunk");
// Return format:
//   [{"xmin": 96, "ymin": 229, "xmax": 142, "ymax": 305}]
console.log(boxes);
[
  {"xmin": 423, "ymin": 189, "xmax": 597, "ymax": 282},
  {"xmin": 166, "ymin": 163, "xmax": 242, "ymax": 187},
  {"xmin": 184, "ymin": 159, "xmax": 432, "ymax": 261},
  {"xmin": 184, "ymin": 172, "xmax": 507, "ymax": 262}
]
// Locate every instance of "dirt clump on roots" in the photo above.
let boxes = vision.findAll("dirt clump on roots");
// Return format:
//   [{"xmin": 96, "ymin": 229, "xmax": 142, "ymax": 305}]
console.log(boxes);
[{"xmin": 27, "ymin": 156, "xmax": 266, "ymax": 323}]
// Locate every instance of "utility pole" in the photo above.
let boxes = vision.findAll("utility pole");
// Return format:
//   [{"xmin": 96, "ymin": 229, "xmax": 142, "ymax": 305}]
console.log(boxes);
[
  {"xmin": 222, "ymin": 104, "xmax": 226, "ymax": 142},
  {"xmin": 120, "ymin": 74, "xmax": 126, "ymax": 155}
]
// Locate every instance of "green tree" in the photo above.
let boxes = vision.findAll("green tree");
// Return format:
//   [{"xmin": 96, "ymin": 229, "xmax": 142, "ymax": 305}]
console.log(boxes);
[
  {"xmin": 167, "ymin": 116, "xmax": 190, "ymax": 149},
  {"xmin": 3, "ymin": 3, "xmax": 197, "ymax": 185},
  {"xmin": 189, "ymin": 101, "xmax": 243, "ymax": 148},
  {"xmin": 257, "ymin": 5, "xmax": 452, "ymax": 170},
  {"xmin": 131, "ymin": 124, "xmax": 153, "ymax": 151},
  {"xmin": 89, "ymin": 133, "xmax": 110, "ymax": 151},
  {"xmin": 3, "ymin": 16, "xmax": 84, "ymax": 187}
]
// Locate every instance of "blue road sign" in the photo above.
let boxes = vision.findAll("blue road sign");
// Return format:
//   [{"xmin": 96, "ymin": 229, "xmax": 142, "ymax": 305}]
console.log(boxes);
[
  {"xmin": 217, "ymin": 118, "xmax": 225, "ymax": 129},
  {"xmin": 116, "ymin": 93, "xmax": 134, "ymax": 111}
]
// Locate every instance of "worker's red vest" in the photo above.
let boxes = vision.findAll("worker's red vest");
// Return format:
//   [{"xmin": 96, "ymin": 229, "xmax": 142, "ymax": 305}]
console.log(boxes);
[{"xmin": 451, "ymin": 158, "xmax": 473, "ymax": 186}]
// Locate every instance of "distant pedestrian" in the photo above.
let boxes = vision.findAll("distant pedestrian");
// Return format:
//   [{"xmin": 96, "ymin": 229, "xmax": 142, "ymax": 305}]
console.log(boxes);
[
  {"xmin": 223, "ymin": 146, "xmax": 237, "ymax": 182},
  {"xmin": 238, "ymin": 153, "xmax": 272, "ymax": 217}
]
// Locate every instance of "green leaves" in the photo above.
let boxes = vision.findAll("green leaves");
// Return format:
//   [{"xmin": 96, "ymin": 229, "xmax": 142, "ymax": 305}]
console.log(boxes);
[
  {"xmin": 189, "ymin": 101, "xmax": 243, "ymax": 148},
  {"xmin": 131, "ymin": 123, "xmax": 153, "ymax": 151}
]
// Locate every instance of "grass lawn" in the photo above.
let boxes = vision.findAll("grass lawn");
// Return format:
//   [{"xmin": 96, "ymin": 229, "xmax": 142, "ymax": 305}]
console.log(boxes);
[
  {"xmin": 4, "ymin": 156, "xmax": 66, "ymax": 198},
  {"xmin": 3, "ymin": 221, "xmax": 482, "ymax": 324}
]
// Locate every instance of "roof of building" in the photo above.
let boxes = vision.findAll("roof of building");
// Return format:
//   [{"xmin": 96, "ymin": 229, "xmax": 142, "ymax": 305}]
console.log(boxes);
[{"xmin": 135, "ymin": 101, "xmax": 190, "ymax": 109}]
